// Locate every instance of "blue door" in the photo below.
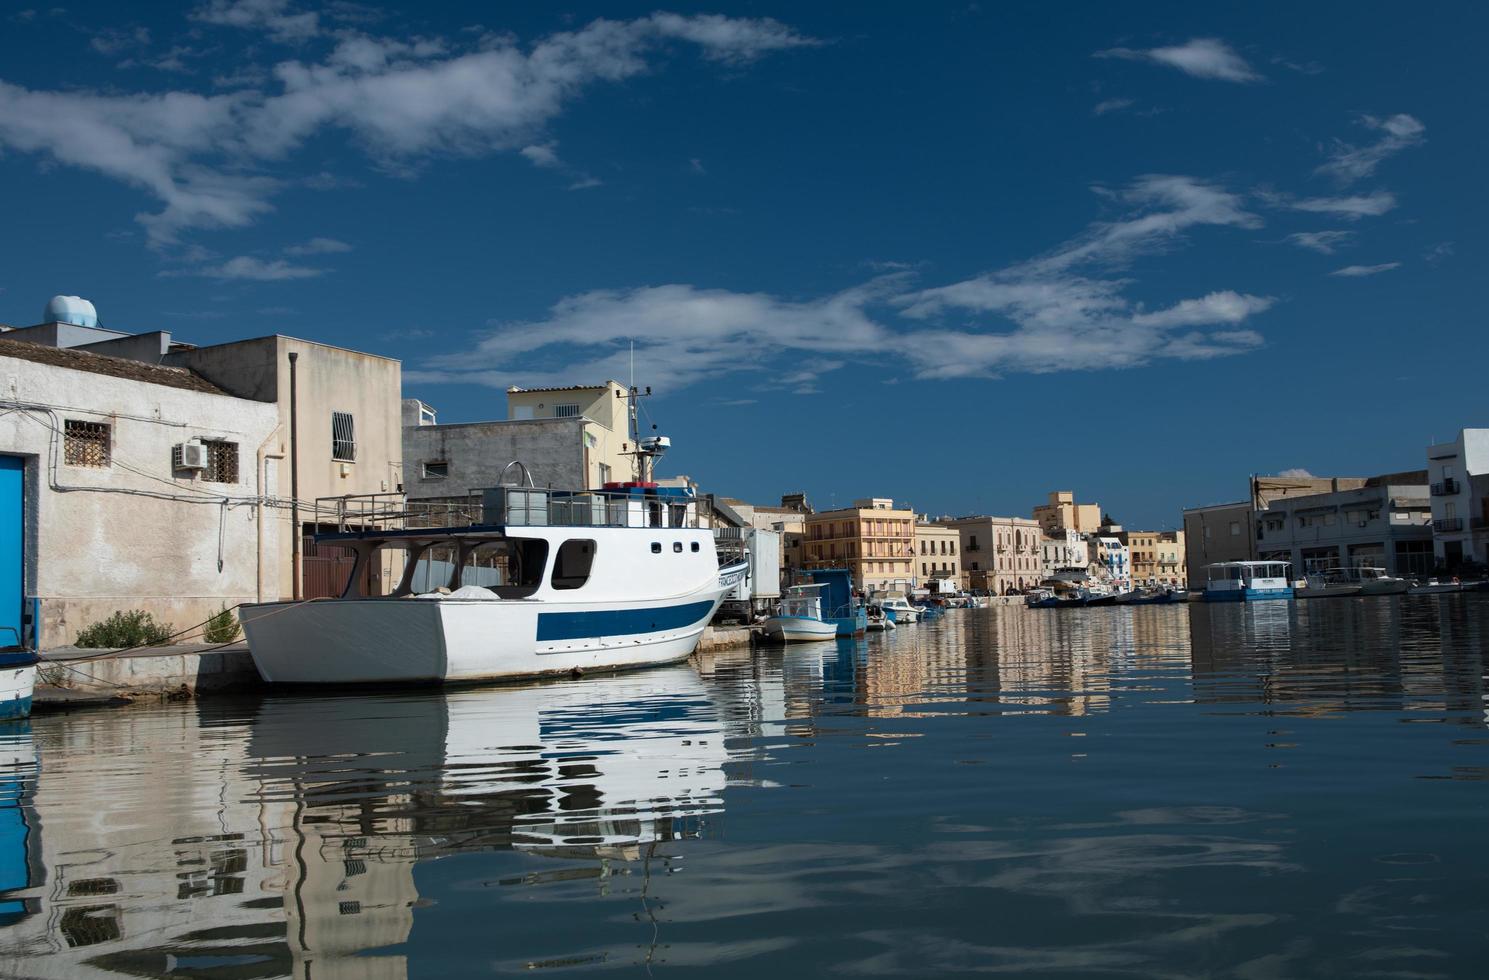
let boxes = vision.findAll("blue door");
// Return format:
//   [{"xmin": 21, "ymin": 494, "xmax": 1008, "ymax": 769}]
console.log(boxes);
[{"xmin": 0, "ymin": 457, "xmax": 21, "ymax": 651}]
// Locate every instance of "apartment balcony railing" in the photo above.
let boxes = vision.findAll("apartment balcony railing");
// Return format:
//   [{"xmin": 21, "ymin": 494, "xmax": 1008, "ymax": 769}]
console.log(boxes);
[
  {"xmin": 1430, "ymin": 479, "xmax": 1461, "ymax": 496},
  {"xmin": 1434, "ymin": 517, "xmax": 1464, "ymax": 533}
]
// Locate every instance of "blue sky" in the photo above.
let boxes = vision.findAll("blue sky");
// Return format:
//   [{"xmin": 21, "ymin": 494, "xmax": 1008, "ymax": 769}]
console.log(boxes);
[{"xmin": 1, "ymin": 2, "xmax": 1483, "ymax": 527}]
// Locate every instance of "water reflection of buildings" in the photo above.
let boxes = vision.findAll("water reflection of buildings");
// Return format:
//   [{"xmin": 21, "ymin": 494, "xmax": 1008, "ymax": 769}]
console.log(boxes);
[
  {"xmin": 0, "ymin": 664, "xmax": 778, "ymax": 978},
  {"xmin": 1188, "ymin": 597, "xmax": 1488, "ymax": 723}
]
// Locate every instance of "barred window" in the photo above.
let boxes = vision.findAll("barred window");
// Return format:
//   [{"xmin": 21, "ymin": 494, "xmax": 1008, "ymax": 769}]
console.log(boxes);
[
  {"xmin": 64, "ymin": 419, "xmax": 111, "ymax": 467},
  {"xmin": 203, "ymin": 440, "xmax": 239, "ymax": 484},
  {"xmin": 331, "ymin": 411, "xmax": 356, "ymax": 462},
  {"xmin": 554, "ymin": 403, "xmax": 580, "ymax": 417}
]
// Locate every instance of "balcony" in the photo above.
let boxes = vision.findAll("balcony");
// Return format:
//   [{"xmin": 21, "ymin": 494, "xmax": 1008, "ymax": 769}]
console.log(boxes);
[
  {"xmin": 1434, "ymin": 518, "xmax": 1464, "ymax": 533},
  {"xmin": 1431, "ymin": 479, "xmax": 1461, "ymax": 495}
]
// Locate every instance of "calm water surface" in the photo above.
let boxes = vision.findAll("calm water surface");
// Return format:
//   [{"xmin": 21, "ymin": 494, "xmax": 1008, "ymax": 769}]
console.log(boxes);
[{"xmin": 3, "ymin": 596, "xmax": 1489, "ymax": 977}]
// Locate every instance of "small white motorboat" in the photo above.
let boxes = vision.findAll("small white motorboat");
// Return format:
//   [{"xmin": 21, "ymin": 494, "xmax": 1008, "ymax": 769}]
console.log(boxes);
[
  {"xmin": 866, "ymin": 604, "xmax": 896, "ymax": 631},
  {"xmin": 761, "ymin": 584, "xmax": 838, "ymax": 643},
  {"xmin": 879, "ymin": 596, "xmax": 919, "ymax": 624}
]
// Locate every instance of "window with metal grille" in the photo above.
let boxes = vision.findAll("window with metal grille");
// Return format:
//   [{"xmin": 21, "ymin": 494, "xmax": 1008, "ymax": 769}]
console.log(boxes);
[
  {"xmin": 554, "ymin": 403, "xmax": 580, "ymax": 417},
  {"xmin": 202, "ymin": 440, "xmax": 239, "ymax": 483},
  {"xmin": 64, "ymin": 419, "xmax": 111, "ymax": 467},
  {"xmin": 331, "ymin": 411, "xmax": 356, "ymax": 461}
]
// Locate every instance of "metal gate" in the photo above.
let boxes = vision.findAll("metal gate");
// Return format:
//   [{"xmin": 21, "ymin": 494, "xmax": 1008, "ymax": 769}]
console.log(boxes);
[{"xmin": 0, "ymin": 457, "xmax": 22, "ymax": 651}]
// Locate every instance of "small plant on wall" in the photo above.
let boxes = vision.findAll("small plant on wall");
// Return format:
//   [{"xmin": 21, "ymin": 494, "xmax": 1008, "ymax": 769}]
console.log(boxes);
[
  {"xmin": 74, "ymin": 610, "xmax": 175, "ymax": 649},
  {"xmin": 203, "ymin": 605, "xmax": 242, "ymax": 645}
]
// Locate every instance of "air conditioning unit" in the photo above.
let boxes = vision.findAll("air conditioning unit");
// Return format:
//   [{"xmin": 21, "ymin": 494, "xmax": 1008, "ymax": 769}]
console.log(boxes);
[{"xmin": 173, "ymin": 441, "xmax": 207, "ymax": 470}]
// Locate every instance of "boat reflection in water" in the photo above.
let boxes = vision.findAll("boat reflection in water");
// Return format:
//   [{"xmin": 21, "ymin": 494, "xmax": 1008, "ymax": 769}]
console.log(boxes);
[{"xmin": 0, "ymin": 665, "xmax": 741, "ymax": 979}]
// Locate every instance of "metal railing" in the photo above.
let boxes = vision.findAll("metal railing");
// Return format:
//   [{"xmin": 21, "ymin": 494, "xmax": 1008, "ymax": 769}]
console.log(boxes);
[
  {"xmin": 313, "ymin": 484, "xmax": 701, "ymax": 535},
  {"xmin": 1433, "ymin": 517, "xmax": 1463, "ymax": 532},
  {"xmin": 1430, "ymin": 479, "xmax": 1461, "ymax": 496}
]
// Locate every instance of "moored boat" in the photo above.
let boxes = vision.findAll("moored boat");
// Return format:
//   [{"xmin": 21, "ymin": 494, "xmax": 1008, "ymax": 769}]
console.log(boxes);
[
  {"xmin": 1202, "ymin": 561, "xmax": 1293, "ymax": 602},
  {"xmin": 879, "ymin": 596, "xmax": 919, "ymax": 624},
  {"xmin": 761, "ymin": 584, "xmax": 838, "ymax": 643},
  {"xmin": 241, "ymin": 482, "xmax": 749, "ymax": 686},
  {"xmin": 0, "ymin": 651, "xmax": 37, "ymax": 721}
]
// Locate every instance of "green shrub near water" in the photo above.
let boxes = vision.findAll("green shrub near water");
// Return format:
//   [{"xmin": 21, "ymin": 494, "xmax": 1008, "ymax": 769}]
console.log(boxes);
[
  {"xmin": 74, "ymin": 610, "xmax": 176, "ymax": 649},
  {"xmin": 203, "ymin": 605, "xmax": 242, "ymax": 644}
]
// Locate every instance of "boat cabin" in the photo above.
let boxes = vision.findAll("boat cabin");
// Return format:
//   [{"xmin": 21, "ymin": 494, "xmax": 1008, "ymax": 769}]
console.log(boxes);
[
  {"xmin": 1203, "ymin": 560, "xmax": 1293, "ymax": 601},
  {"xmin": 778, "ymin": 583, "xmax": 827, "ymax": 620}
]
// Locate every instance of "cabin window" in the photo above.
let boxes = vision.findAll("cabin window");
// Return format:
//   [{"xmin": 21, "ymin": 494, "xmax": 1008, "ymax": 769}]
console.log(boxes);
[
  {"xmin": 651, "ymin": 542, "xmax": 662, "ymax": 554},
  {"xmin": 332, "ymin": 411, "xmax": 357, "ymax": 462},
  {"xmin": 64, "ymin": 419, "xmax": 111, "ymax": 467},
  {"xmin": 673, "ymin": 542, "xmax": 683, "ymax": 553},
  {"xmin": 459, "ymin": 538, "xmax": 549, "ymax": 598},
  {"xmin": 202, "ymin": 440, "xmax": 239, "ymax": 484},
  {"xmin": 551, "ymin": 539, "xmax": 597, "ymax": 590},
  {"xmin": 408, "ymin": 544, "xmax": 458, "ymax": 593}
]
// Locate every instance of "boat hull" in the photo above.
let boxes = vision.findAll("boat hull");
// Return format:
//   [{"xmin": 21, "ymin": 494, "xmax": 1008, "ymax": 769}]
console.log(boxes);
[
  {"xmin": 241, "ymin": 587, "xmax": 730, "ymax": 686},
  {"xmin": 0, "ymin": 659, "xmax": 37, "ymax": 720},
  {"xmin": 832, "ymin": 610, "xmax": 868, "ymax": 637},
  {"xmin": 761, "ymin": 616, "xmax": 837, "ymax": 642}
]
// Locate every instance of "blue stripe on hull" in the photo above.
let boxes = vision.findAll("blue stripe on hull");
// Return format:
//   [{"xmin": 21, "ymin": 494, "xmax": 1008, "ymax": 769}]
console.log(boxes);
[
  {"xmin": 0, "ymin": 697, "xmax": 32, "ymax": 721},
  {"xmin": 536, "ymin": 599, "xmax": 716, "ymax": 642},
  {"xmin": 1245, "ymin": 587, "xmax": 1294, "ymax": 600}
]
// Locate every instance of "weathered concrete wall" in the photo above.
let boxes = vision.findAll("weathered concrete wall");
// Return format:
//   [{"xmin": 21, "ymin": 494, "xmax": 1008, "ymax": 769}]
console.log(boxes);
[
  {"xmin": 0, "ymin": 352, "xmax": 280, "ymax": 646},
  {"xmin": 404, "ymin": 417, "xmax": 587, "ymax": 497}
]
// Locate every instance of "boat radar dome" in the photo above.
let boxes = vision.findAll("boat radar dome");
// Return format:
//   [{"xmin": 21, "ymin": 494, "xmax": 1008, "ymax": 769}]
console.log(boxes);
[{"xmin": 44, "ymin": 295, "xmax": 98, "ymax": 328}]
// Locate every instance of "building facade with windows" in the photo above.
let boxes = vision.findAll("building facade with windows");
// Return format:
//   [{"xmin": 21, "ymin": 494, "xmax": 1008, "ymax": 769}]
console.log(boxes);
[
  {"xmin": 1040, "ymin": 528, "xmax": 1090, "ymax": 581},
  {"xmin": 1254, "ymin": 479, "xmax": 1433, "ymax": 577},
  {"xmin": 0, "ymin": 340, "xmax": 280, "ymax": 646},
  {"xmin": 1123, "ymin": 529, "xmax": 1186, "ymax": 587},
  {"xmin": 949, "ymin": 515, "xmax": 1043, "ymax": 594},
  {"xmin": 803, "ymin": 498, "xmax": 915, "ymax": 592},
  {"xmin": 1033, "ymin": 490, "xmax": 1102, "ymax": 536},
  {"xmin": 912, "ymin": 521, "xmax": 961, "ymax": 588},
  {"xmin": 1426, "ymin": 429, "xmax": 1489, "ymax": 572}
]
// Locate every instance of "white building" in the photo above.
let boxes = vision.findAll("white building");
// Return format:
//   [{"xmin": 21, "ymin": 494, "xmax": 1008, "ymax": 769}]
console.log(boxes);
[
  {"xmin": 1426, "ymin": 429, "xmax": 1489, "ymax": 572},
  {"xmin": 0, "ymin": 339, "xmax": 280, "ymax": 647},
  {"xmin": 1254, "ymin": 477, "xmax": 1433, "ymax": 577},
  {"xmin": 1039, "ymin": 528, "xmax": 1089, "ymax": 580}
]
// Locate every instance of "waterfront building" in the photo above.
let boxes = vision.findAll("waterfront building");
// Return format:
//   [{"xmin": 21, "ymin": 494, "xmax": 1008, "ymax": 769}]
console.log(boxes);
[
  {"xmin": 0, "ymin": 339, "xmax": 280, "ymax": 646},
  {"xmin": 1426, "ymin": 429, "xmax": 1489, "ymax": 572},
  {"xmin": 404, "ymin": 381, "xmax": 632, "ymax": 504},
  {"xmin": 1123, "ymin": 529, "xmax": 1186, "ymax": 587},
  {"xmin": 1039, "ymin": 528, "xmax": 1090, "ymax": 580},
  {"xmin": 1254, "ymin": 475, "xmax": 1433, "ymax": 577},
  {"xmin": 1090, "ymin": 531, "xmax": 1132, "ymax": 591},
  {"xmin": 949, "ymin": 514, "xmax": 1042, "ymax": 594},
  {"xmin": 1033, "ymin": 490, "xmax": 1101, "ymax": 536},
  {"xmin": 1182, "ymin": 474, "xmax": 1369, "ymax": 588},
  {"xmin": 803, "ymin": 498, "xmax": 915, "ymax": 591},
  {"xmin": 913, "ymin": 520, "xmax": 961, "ymax": 588}
]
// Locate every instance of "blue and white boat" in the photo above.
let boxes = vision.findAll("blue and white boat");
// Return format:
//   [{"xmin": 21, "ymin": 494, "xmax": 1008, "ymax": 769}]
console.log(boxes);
[
  {"xmin": 805, "ymin": 568, "xmax": 867, "ymax": 636},
  {"xmin": 761, "ymin": 584, "xmax": 838, "ymax": 642},
  {"xmin": 0, "ymin": 654, "xmax": 35, "ymax": 721},
  {"xmin": 241, "ymin": 482, "xmax": 749, "ymax": 686},
  {"xmin": 1202, "ymin": 560, "xmax": 1293, "ymax": 602}
]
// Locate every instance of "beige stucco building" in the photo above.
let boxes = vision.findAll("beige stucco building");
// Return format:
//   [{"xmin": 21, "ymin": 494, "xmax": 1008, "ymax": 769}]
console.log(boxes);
[
  {"xmin": 913, "ymin": 521, "xmax": 961, "ymax": 587},
  {"xmin": 803, "ymin": 498, "xmax": 915, "ymax": 591},
  {"xmin": 949, "ymin": 515, "xmax": 1043, "ymax": 594},
  {"xmin": 1033, "ymin": 490, "xmax": 1101, "ymax": 536},
  {"xmin": 1124, "ymin": 529, "xmax": 1186, "ymax": 587}
]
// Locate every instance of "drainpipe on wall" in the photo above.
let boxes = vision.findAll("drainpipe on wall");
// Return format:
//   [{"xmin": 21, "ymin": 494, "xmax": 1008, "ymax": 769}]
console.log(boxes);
[
  {"xmin": 256, "ymin": 424, "xmax": 284, "ymax": 603},
  {"xmin": 289, "ymin": 351, "xmax": 301, "ymax": 601}
]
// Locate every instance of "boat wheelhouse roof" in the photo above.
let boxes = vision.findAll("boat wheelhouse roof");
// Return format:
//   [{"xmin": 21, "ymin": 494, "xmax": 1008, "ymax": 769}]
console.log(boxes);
[{"xmin": 1204, "ymin": 560, "xmax": 1291, "ymax": 568}]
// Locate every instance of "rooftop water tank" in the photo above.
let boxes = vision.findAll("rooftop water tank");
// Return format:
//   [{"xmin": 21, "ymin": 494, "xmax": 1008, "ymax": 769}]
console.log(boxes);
[{"xmin": 44, "ymin": 295, "xmax": 98, "ymax": 328}]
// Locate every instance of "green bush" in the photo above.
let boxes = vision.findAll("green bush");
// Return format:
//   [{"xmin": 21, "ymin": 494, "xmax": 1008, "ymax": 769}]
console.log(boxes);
[
  {"xmin": 203, "ymin": 605, "xmax": 242, "ymax": 644},
  {"xmin": 74, "ymin": 610, "xmax": 176, "ymax": 649}
]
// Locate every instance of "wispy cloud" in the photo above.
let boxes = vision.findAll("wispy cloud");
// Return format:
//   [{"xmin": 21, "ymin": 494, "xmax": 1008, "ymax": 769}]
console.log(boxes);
[
  {"xmin": 412, "ymin": 174, "xmax": 1275, "ymax": 390},
  {"xmin": 1423, "ymin": 241, "xmax": 1454, "ymax": 266},
  {"xmin": 283, "ymin": 236, "xmax": 351, "ymax": 255},
  {"xmin": 519, "ymin": 142, "xmax": 561, "ymax": 169},
  {"xmin": 1316, "ymin": 113, "xmax": 1424, "ymax": 184},
  {"xmin": 1285, "ymin": 230, "xmax": 1355, "ymax": 254},
  {"xmin": 90, "ymin": 26, "xmax": 151, "ymax": 56},
  {"xmin": 1275, "ymin": 191, "xmax": 1397, "ymax": 220},
  {"xmin": 1092, "ymin": 97, "xmax": 1134, "ymax": 116},
  {"xmin": 163, "ymin": 255, "xmax": 325, "ymax": 280},
  {"xmin": 1096, "ymin": 38, "xmax": 1261, "ymax": 83},
  {"xmin": 0, "ymin": 12, "xmax": 816, "ymax": 245},
  {"xmin": 1329, "ymin": 262, "xmax": 1400, "ymax": 278}
]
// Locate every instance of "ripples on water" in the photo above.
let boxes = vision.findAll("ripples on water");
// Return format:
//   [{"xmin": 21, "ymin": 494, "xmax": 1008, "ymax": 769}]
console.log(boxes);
[{"xmin": 2, "ymin": 596, "xmax": 1488, "ymax": 977}]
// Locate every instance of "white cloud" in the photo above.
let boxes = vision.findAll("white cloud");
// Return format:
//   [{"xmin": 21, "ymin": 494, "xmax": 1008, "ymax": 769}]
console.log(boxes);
[
  {"xmin": 1285, "ymin": 230, "xmax": 1354, "ymax": 254},
  {"xmin": 1329, "ymin": 262, "xmax": 1400, "ymax": 278},
  {"xmin": 1280, "ymin": 191, "xmax": 1397, "ymax": 220},
  {"xmin": 1277, "ymin": 468, "xmax": 1314, "ymax": 478},
  {"xmin": 90, "ymin": 26, "xmax": 151, "ymax": 55},
  {"xmin": 1093, "ymin": 98, "xmax": 1134, "ymax": 116},
  {"xmin": 520, "ymin": 142, "xmax": 561, "ymax": 169},
  {"xmin": 283, "ymin": 236, "xmax": 351, "ymax": 255},
  {"xmin": 413, "ymin": 174, "xmax": 1274, "ymax": 390},
  {"xmin": 1316, "ymin": 113, "xmax": 1424, "ymax": 184},
  {"xmin": 0, "ymin": 13, "xmax": 815, "ymax": 244},
  {"xmin": 1096, "ymin": 38, "xmax": 1261, "ymax": 83},
  {"xmin": 165, "ymin": 255, "xmax": 325, "ymax": 280}
]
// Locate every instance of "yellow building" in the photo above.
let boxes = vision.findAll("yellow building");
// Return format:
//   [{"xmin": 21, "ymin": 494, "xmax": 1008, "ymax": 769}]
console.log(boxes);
[
  {"xmin": 803, "ymin": 497, "xmax": 915, "ymax": 591},
  {"xmin": 1123, "ymin": 529, "xmax": 1186, "ymax": 587},
  {"xmin": 1033, "ymin": 490, "xmax": 1102, "ymax": 536},
  {"xmin": 913, "ymin": 521, "xmax": 961, "ymax": 587},
  {"xmin": 949, "ymin": 515, "xmax": 1043, "ymax": 594},
  {"xmin": 505, "ymin": 381, "xmax": 635, "ymax": 486}
]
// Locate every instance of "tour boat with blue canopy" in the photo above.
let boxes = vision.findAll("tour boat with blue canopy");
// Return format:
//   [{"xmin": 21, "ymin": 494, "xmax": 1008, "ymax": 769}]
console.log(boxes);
[
  {"xmin": 240, "ymin": 475, "xmax": 749, "ymax": 686},
  {"xmin": 1201, "ymin": 560, "xmax": 1294, "ymax": 602}
]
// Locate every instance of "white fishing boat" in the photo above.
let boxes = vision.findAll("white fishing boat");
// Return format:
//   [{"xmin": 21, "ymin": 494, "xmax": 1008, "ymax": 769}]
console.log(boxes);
[
  {"xmin": 761, "ymin": 584, "xmax": 838, "ymax": 643},
  {"xmin": 866, "ymin": 604, "xmax": 897, "ymax": 631},
  {"xmin": 0, "ymin": 652, "xmax": 36, "ymax": 721},
  {"xmin": 241, "ymin": 480, "xmax": 749, "ymax": 686},
  {"xmin": 1202, "ymin": 561, "xmax": 1293, "ymax": 602},
  {"xmin": 879, "ymin": 596, "xmax": 919, "ymax": 624},
  {"xmin": 1301, "ymin": 565, "xmax": 1408, "ymax": 598}
]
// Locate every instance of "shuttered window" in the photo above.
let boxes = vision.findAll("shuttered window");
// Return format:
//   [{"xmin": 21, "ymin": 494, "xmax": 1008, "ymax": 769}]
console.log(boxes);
[
  {"xmin": 64, "ymin": 419, "xmax": 111, "ymax": 467},
  {"xmin": 331, "ymin": 412, "xmax": 356, "ymax": 462}
]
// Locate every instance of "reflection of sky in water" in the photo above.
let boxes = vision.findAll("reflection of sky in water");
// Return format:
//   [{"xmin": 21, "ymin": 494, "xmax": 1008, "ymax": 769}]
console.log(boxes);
[{"xmin": 0, "ymin": 597, "xmax": 1487, "ymax": 976}]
